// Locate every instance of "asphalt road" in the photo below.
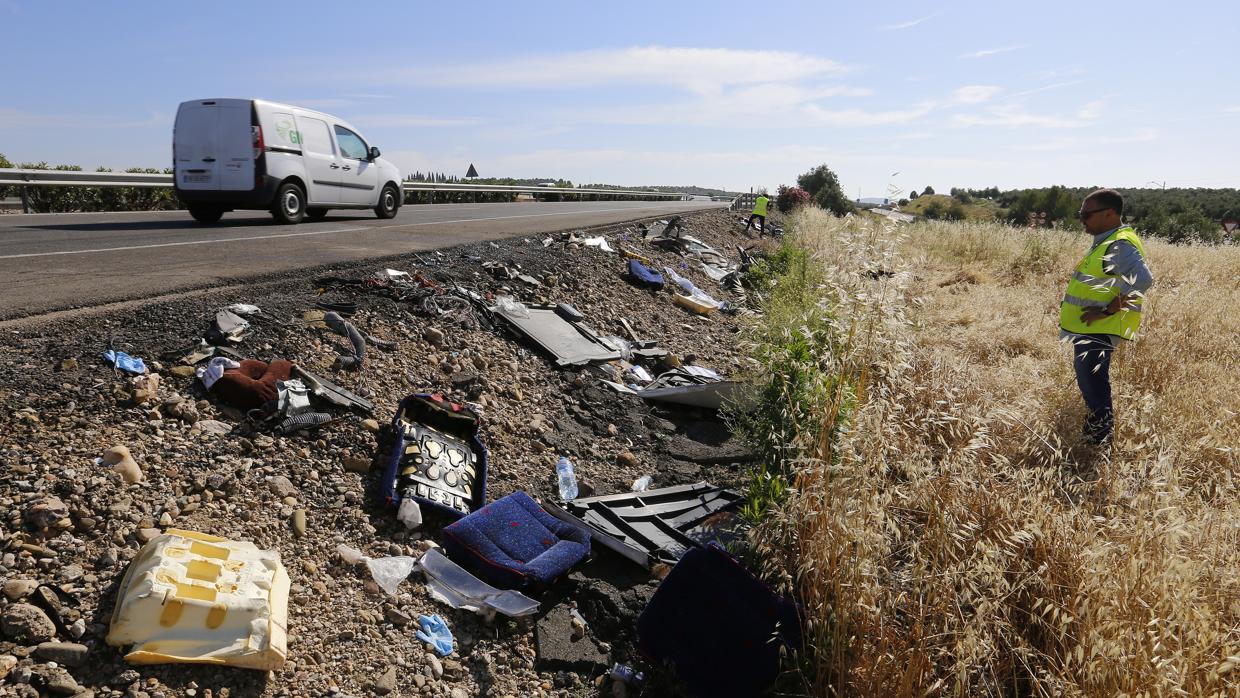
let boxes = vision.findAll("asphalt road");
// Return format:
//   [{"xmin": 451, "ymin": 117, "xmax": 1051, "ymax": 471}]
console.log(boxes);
[{"xmin": 0, "ymin": 200, "xmax": 723, "ymax": 319}]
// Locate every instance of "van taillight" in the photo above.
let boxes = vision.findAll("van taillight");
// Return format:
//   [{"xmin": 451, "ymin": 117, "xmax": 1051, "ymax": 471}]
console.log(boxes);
[{"xmin": 252, "ymin": 125, "xmax": 265, "ymax": 159}]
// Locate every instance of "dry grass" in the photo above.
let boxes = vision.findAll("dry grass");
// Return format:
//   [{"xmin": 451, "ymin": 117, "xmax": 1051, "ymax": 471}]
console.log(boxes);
[{"xmin": 752, "ymin": 210, "xmax": 1240, "ymax": 696}]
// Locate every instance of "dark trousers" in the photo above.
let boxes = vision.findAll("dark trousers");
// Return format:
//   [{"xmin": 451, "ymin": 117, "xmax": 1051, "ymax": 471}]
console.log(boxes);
[
  {"xmin": 1072, "ymin": 335, "xmax": 1114, "ymax": 443},
  {"xmin": 744, "ymin": 213, "xmax": 766, "ymax": 233}
]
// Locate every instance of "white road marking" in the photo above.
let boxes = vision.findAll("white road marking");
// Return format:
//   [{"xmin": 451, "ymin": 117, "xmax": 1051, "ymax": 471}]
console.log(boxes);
[{"xmin": 0, "ymin": 204, "xmax": 708, "ymax": 260}]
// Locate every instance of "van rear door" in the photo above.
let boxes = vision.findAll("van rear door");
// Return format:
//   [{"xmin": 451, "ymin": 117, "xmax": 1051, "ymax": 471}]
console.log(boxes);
[{"xmin": 174, "ymin": 99, "xmax": 255, "ymax": 192}]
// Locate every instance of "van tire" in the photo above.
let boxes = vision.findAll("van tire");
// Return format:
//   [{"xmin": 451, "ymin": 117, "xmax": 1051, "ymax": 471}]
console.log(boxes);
[
  {"xmin": 306, "ymin": 208, "xmax": 328, "ymax": 221},
  {"xmin": 188, "ymin": 206, "xmax": 223, "ymax": 224},
  {"xmin": 374, "ymin": 185, "xmax": 399, "ymax": 219},
  {"xmin": 271, "ymin": 182, "xmax": 306, "ymax": 224}
]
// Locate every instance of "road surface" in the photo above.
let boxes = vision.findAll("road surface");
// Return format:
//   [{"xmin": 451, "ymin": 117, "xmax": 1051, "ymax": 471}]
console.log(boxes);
[{"xmin": 0, "ymin": 200, "xmax": 723, "ymax": 319}]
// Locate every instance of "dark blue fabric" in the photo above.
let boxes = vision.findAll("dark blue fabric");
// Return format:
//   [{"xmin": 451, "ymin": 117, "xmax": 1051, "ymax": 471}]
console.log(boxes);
[
  {"xmin": 1072, "ymin": 335, "xmax": 1113, "ymax": 443},
  {"xmin": 442, "ymin": 491, "xmax": 591, "ymax": 589},
  {"xmin": 637, "ymin": 545, "xmax": 801, "ymax": 698},
  {"xmin": 627, "ymin": 259, "xmax": 665, "ymax": 290}
]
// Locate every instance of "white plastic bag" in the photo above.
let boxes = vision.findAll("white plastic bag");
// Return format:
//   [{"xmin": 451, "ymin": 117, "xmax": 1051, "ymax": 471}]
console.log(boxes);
[
  {"xmin": 494, "ymin": 296, "xmax": 530, "ymax": 319},
  {"xmin": 336, "ymin": 544, "xmax": 417, "ymax": 595}
]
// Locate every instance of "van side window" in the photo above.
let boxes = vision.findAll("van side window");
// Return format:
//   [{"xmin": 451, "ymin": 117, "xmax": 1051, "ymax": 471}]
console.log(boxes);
[
  {"xmin": 333, "ymin": 126, "xmax": 368, "ymax": 160},
  {"xmin": 298, "ymin": 117, "xmax": 334, "ymax": 156}
]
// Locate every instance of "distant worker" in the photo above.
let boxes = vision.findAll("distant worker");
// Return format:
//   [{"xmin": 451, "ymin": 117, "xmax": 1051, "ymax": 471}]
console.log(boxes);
[
  {"xmin": 1058, "ymin": 189, "xmax": 1154, "ymax": 446},
  {"xmin": 744, "ymin": 193, "xmax": 769, "ymax": 234}
]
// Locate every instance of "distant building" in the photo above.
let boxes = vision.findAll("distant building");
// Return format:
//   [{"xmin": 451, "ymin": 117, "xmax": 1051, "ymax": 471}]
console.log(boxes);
[{"xmin": 854, "ymin": 197, "xmax": 892, "ymax": 209}]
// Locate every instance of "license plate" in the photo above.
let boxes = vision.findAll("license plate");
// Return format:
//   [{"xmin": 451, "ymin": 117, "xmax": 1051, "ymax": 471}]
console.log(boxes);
[{"xmin": 185, "ymin": 174, "xmax": 210, "ymax": 183}]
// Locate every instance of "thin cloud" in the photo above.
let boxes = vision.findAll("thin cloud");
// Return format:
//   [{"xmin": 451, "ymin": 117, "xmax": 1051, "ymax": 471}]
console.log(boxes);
[
  {"xmin": 1010, "ymin": 128, "xmax": 1159, "ymax": 152},
  {"xmin": 803, "ymin": 102, "xmax": 936, "ymax": 126},
  {"xmin": 953, "ymin": 102, "xmax": 1095, "ymax": 129},
  {"xmin": 960, "ymin": 45, "xmax": 1029, "ymax": 59},
  {"xmin": 1012, "ymin": 79, "xmax": 1086, "ymax": 97},
  {"xmin": 1077, "ymin": 99, "xmax": 1106, "ymax": 120},
  {"xmin": 952, "ymin": 85, "xmax": 1001, "ymax": 104},
  {"xmin": 879, "ymin": 12, "xmax": 939, "ymax": 30},
  {"xmin": 375, "ymin": 46, "xmax": 849, "ymax": 95},
  {"xmin": 1224, "ymin": 106, "xmax": 1240, "ymax": 113}
]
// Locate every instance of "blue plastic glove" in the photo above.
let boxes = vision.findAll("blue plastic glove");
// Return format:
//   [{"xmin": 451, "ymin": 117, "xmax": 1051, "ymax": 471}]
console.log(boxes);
[{"xmin": 416, "ymin": 613, "xmax": 454, "ymax": 656}]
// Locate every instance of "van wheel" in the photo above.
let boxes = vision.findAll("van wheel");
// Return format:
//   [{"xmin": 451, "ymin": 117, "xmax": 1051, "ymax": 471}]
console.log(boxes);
[
  {"xmin": 271, "ymin": 182, "xmax": 306, "ymax": 224},
  {"xmin": 306, "ymin": 208, "xmax": 328, "ymax": 220},
  {"xmin": 374, "ymin": 185, "xmax": 399, "ymax": 219},
  {"xmin": 188, "ymin": 206, "xmax": 223, "ymax": 224}
]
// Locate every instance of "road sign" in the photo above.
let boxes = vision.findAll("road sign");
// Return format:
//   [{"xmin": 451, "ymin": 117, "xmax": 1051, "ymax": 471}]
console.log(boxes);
[
  {"xmin": 1223, "ymin": 218, "xmax": 1238, "ymax": 234},
  {"xmin": 465, "ymin": 163, "xmax": 479, "ymax": 179}
]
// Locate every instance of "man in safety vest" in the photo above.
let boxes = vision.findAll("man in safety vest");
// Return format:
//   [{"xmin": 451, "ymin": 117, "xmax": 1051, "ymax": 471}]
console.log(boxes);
[
  {"xmin": 744, "ymin": 193, "xmax": 769, "ymax": 235},
  {"xmin": 1058, "ymin": 189, "xmax": 1154, "ymax": 445}
]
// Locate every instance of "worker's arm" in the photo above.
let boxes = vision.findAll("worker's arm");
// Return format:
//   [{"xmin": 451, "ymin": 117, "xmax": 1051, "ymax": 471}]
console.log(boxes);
[{"xmin": 1082, "ymin": 241, "xmax": 1153, "ymax": 325}]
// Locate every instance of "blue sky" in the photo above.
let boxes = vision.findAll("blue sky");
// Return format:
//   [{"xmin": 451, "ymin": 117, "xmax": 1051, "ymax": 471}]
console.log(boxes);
[{"xmin": 2, "ymin": 0, "xmax": 1237, "ymax": 196}]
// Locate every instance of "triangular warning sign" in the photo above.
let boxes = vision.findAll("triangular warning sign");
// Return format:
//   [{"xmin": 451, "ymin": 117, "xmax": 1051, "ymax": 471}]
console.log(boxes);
[
  {"xmin": 465, "ymin": 163, "xmax": 479, "ymax": 178},
  {"xmin": 1223, "ymin": 218, "xmax": 1238, "ymax": 233}
]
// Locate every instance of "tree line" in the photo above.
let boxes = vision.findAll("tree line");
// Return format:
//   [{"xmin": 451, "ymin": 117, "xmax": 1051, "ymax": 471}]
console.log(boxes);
[{"xmin": 952, "ymin": 184, "xmax": 1239, "ymax": 244}]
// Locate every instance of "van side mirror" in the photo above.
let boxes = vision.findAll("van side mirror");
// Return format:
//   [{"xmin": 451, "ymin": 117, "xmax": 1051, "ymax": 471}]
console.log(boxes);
[{"xmin": 368, "ymin": 146, "xmax": 381, "ymax": 160}]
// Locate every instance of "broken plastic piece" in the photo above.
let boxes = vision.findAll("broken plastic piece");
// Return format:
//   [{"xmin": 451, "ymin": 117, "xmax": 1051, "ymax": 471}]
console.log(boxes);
[
  {"xmin": 292, "ymin": 366, "xmax": 373, "ymax": 413},
  {"xmin": 226, "ymin": 304, "xmax": 260, "ymax": 316},
  {"xmin": 397, "ymin": 497, "xmax": 423, "ymax": 530},
  {"xmin": 418, "ymin": 548, "xmax": 538, "ymax": 618},
  {"xmin": 546, "ymin": 482, "xmax": 743, "ymax": 568},
  {"xmin": 106, "ymin": 528, "xmax": 289, "ymax": 671},
  {"xmin": 490, "ymin": 304, "xmax": 624, "ymax": 367},
  {"xmin": 631, "ymin": 475, "xmax": 651, "ymax": 492},
  {"xmin": 582, "ymin": 236, "xmax": 615, "ymax": 253}
]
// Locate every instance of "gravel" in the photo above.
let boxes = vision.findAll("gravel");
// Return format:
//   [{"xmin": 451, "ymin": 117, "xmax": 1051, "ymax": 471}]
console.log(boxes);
[{"xmin": 0, "ymin": 208, "xmax": 773, "ymax": 696}]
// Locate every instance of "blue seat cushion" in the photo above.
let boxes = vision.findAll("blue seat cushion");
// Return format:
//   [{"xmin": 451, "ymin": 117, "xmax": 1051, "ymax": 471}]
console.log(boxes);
[
  {"xmin": 442, "ymin": 491, "xmax": 591, "ymax": 589},
  {"xmin": 627, "ymin": 259, "xmax": 664, "ymax": 290}
]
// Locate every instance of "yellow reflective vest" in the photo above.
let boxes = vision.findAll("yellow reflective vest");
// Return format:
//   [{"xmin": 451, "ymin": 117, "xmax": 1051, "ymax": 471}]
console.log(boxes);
[
  {"xmin": 752, "ymin": 196, "xmax": 768, "ymax": 217},
  {"xmin": 1058, "ymin": 227, "xmax": 1147, "ymax": 340}
]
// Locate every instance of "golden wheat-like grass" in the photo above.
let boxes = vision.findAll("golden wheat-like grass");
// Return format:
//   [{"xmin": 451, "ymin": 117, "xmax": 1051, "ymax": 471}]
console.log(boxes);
[{"xmin": 757, "ymin": 209, "xmax": 1240, "ymax": 696}]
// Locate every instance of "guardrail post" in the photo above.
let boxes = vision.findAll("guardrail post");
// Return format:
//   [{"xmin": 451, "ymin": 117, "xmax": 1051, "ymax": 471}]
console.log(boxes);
[{"xmin": 20, "ymin": 185, "xmax": 30, "ymax": 214}]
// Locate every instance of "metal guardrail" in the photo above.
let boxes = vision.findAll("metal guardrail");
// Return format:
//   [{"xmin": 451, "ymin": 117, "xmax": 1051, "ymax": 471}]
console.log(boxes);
[
  {"xmin": 0, "ymin": 169, "xmax": 173, "ymax": 188},
  {"xmin": 0, "ymin": 169, "xmax": 690, "ymax": 212}
]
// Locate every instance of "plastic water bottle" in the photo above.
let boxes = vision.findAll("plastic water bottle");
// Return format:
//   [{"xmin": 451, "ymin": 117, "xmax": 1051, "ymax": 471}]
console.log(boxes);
[
  {"xmin": 556, "ymin": 456, "xmax": 578, "ymax": 501},
  {"xmin": 610, "ymin": 663, "xmax": 645, "ymax": 686}
]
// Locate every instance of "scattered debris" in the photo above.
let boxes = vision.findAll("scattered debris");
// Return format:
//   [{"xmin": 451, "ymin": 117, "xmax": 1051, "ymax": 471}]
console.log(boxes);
[
  {"xmin": 101, "ymin": 349, "xmax": 146, "ymax": 374},
  {"xmin": 443, "ymin": 491, "xmax": 591, "ymax": 589},
  {"xmin": 491, "ymin": 301, "xmax": 628, "ymax": 367},
  {"xmin": 380, "ymin": 394, "xmax": 488, "ymax": 517},
  {"xmin": 418, "ymin": 548, "xmax": 539, "ymax": 618},
  {"xmin": 548, "ymin": 482, "xmax": 743, "ymax": 568},
  {"xmin": 415, "ymin": 613, "xmax": 455, "ymax": 656},
  {"xmin": 637, "ymin": 545, "xmax": 802, "ymax": 698},
  {"xmin": 107, "ymin": 529, "xmax": 290, "ymax": 671},
  {"xmin": 337, "ymin": 544, "xmax": 418, "ymax": 596}
]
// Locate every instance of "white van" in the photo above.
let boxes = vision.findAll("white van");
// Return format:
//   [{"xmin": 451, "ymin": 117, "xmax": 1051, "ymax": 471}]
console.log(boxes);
[{"xmin": 173, "ymin": 98, "xmax": 403, "ymax": 224}]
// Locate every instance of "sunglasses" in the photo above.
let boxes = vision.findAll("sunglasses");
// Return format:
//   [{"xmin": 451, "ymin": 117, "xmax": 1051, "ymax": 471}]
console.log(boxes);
[{"xmin": 1077, "ymin": 207, "xmax": 1112, "ymax": 221}]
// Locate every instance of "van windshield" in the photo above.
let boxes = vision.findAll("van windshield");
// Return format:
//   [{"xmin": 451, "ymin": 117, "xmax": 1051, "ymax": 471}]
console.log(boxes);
[{"xmin": 334, "ymin": 126, "xmax": 368, "ymax": 160}]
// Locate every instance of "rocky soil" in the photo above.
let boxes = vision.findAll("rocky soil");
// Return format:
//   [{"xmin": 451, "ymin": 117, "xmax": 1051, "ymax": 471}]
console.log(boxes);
[{"xmin": 0, "ymin": 208, "xmax": 777, "ymax": 698}]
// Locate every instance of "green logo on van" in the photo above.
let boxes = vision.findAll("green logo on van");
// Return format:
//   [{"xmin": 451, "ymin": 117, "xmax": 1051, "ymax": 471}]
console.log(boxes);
[{"xmin": 275, "ymin": 119, "xmax": 302, "ymax": 145}]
